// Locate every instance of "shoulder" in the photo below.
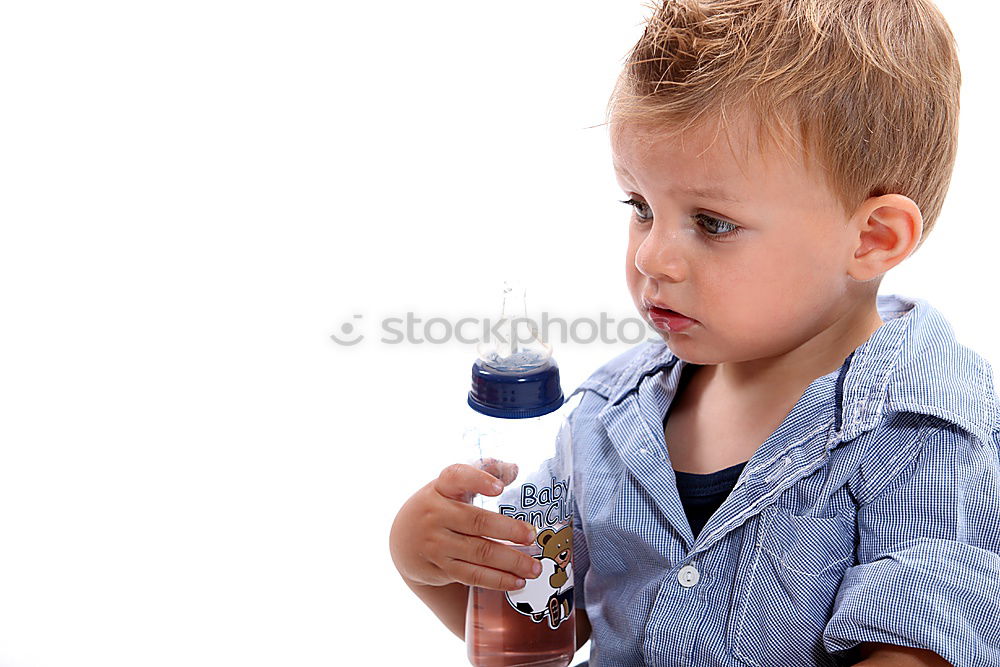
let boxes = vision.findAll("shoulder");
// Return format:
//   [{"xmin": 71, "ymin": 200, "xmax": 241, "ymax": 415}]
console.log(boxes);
[
  {"xmin": 837, "ymin": 294, "xmax": 1000, "ymax": 501},
  {"xmin": 560, "ymin": 340, "xmax": 673, "ymax": 438},
  {"xmin": 567, "ymin": 340, "xmax": 670, "ymax": 401},
  {"xmin": 848, "ymin": 414, "xmax": 1000, "ymax": 506},
  {"xmin": 876, "ymin": 294, "xmax": 999, "ymax": 446}
]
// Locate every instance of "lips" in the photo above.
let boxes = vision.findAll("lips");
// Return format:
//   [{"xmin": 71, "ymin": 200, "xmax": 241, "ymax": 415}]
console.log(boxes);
[
  {"xmin": 642, "ymin": 298, "xmax": 693, "ymax": 320},
  {"xmin": 643, "ymin": 297, "xmax": 699, "ymax": 333}
]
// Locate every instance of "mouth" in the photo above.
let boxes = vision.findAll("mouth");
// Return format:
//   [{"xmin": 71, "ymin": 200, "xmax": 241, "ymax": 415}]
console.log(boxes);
[
  {"xmin": 643, "ymin": 298, "xmax": 698, "ymax": 332},
  {"xmin": 642, "ymin": 298, "xmax": 694, "ymax": 320}
]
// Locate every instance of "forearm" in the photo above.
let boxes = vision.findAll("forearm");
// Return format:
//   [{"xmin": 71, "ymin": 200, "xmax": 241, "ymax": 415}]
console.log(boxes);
[
  {"xmin": 855, "ymin": 642, "xmax": 952, "ymax": 666},
  {"xmin": 402, "ymin": 575, "xmax": 470, "ymax": 640},
  {"xmin": 854, "ymin": 658, "xmax": 950, "ymax": 667}
]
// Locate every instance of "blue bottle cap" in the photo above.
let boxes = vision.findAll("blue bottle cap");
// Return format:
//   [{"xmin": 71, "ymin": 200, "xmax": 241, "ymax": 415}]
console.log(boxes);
[{"xmin": 468, "ymin": 357, "xmax": 564, "ymax": 419}]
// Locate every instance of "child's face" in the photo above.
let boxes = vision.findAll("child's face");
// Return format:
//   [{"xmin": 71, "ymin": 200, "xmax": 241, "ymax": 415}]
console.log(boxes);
[{"xmin": 612, "ymin": 115, "xmax": 874, "ymax": 366}]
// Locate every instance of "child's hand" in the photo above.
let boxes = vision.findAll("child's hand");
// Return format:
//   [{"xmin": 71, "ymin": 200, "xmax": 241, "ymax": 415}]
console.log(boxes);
[{"xmin": 389, "ymin": 463, "xmax": 542, "ymax": 592}]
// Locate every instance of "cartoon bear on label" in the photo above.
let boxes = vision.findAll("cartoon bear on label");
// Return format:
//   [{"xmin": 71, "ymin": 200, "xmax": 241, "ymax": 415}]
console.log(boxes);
[{"xmin": 505, "ymin": 524, "xmax": 574, "ymax": 630}]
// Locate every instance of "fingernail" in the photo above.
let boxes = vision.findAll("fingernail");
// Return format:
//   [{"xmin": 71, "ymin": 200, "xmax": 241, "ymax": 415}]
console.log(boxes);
[
  {"xmin": 513, "ymin": 578, "xmax": 526, "ymax": 588},
  {"xmin": 492, "ymin": 480, "xmax": 503, "ymax": 493},
  {"xmin": 532, "ymin": 561, "xmax": 542, "ymax": 576}
]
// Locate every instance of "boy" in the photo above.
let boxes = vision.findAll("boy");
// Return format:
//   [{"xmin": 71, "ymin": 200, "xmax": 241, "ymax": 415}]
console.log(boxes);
[{"xmin": 390, "ymin": 1, "xmax": 999, "ymax": 665}]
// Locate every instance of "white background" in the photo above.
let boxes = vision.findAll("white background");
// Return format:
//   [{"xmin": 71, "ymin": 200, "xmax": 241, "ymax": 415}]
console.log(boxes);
[{"xmin": 0, "ymin": 1, "xmax": 996, "ymax": 666}]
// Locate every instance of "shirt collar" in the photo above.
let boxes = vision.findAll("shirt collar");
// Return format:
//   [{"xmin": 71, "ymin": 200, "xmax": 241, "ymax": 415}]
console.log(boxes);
[{"xmin": 594, "ymin": 294, "xmax": 998, "ymax": 446}]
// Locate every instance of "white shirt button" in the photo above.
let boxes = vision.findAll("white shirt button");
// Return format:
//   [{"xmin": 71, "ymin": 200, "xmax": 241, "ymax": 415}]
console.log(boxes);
[
  {"xmin": 678, "ymin": 564, "xmax": 700, "ymax": 588},
  {"xmin": 638, "ymin": 447, "xmax": 649, "ymax": 455}
]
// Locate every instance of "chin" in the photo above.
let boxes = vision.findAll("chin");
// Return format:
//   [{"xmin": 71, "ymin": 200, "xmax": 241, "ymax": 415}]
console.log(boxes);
[{"xmin": 662, "ymin": 343, "xmax": 722, "ymax": 366}]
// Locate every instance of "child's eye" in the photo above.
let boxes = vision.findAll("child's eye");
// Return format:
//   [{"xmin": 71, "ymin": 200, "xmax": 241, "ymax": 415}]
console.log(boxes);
[
  {"xmin": 620, "ymin": 198, "xmax": 652, "ymax": 221},
  {"xmin": 695, "ymin": 213, "xmax": 742, "ymax": 239},
  {"xmin": 619, "ymin": 199, "xmax": 742, "ymax": 240}
]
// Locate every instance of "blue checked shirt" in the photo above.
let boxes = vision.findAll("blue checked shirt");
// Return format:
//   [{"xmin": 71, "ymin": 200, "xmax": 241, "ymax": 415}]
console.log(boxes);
[{"xmin": 567, "ymin": 294, "xmax": 1000, "ymax": 666}]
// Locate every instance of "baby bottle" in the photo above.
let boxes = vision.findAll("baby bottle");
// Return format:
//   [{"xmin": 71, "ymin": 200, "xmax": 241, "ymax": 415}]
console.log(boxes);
[{"xmin": 464, "ymin": 281, "xmax": 580, "ymax": 667}]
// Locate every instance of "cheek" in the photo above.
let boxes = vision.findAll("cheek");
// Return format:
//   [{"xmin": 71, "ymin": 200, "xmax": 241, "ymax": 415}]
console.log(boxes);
[
  {"xmin": 625, "ymin": 237, "xmax": 642, "ymax": 278},
  {"xmin": 705, "ymin": 246, "xmax": 822, "ymax": 311},
  {"xmin": 730, "ymin": 248, "xmax": 839, "ymax": 323},
  {"xmin": 625, "ymin": 228, "xmax": 652, "ymax": 272}
]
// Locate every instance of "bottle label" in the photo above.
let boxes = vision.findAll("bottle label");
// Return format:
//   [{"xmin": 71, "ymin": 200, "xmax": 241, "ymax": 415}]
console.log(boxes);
[
  {"xmin": 504, "ymin": 518, "xmax": 574, "ymax": 630},
  {"xmin": 497, "ymin": 476, "xmax": 572, "ymax": 528}
]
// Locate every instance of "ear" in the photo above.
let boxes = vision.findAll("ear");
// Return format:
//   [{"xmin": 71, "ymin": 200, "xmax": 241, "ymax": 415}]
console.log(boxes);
[
  {"xmin": 847, "ymin": 194, "xmax": 923, "ymax": 282},
  {"xmin": 538, "ymin": 529, "xmax": 555, "ymax": 547}
]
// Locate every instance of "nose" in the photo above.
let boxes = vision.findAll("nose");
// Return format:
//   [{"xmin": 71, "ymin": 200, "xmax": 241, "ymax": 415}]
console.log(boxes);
[{"xmin": 633, "ymin": 223, "xmax": 686, "ymax": 281}]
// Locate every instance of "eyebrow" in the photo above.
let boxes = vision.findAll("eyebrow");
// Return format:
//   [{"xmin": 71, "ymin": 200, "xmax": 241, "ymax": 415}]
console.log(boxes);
[
  {"xmin": 614, "ymin": 165, "xmax": 742, "ymax": 204},
  {"xmin": 679, "ymin": 186, "xmax": 742, "ymax": 204}
]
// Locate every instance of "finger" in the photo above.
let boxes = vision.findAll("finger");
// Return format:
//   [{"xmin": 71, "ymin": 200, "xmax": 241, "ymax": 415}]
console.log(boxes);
[
  {"xmin": 496, "ymin": 461, "xmax": 518, "ymax": 486},
  {"xmin": 452, "ymin": 504, "xmax": 537, "ymax": 546},
  {"xmin": 475, "ymin": 458, "xmax": 520, "ymax": 487},
  {"xmin": 434, "ymin": 463, "xmax": 504, "ymax": 502},
  {"xmin": 449, "ymin": 534, "xmax": 544, "ymax": 583},
  {"xmin": 445, "ymin": 558, "xmax": 528, "ymax": 592}
]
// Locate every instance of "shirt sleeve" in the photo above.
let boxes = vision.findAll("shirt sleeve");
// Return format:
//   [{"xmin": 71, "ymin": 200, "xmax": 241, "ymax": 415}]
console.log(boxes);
[{"xmin": 822, "ymin": 421, "xmax": 1000, "ymax": 664}]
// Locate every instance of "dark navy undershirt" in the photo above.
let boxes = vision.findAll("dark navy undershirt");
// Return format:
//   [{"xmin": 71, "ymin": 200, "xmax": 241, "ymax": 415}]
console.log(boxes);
[
  {"xmin": 672, "ymin": 460, "xmax": 748, "ymax": 540},
  {"xmin": 665, "ymin": 363, "xmax": 748, "ymax": 541}
]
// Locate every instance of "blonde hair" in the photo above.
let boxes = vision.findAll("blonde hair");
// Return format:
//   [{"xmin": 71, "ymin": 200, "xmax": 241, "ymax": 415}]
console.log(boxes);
[{"xmin": 609, "ymin": 0, "xmax": 961, "ymax": 249}]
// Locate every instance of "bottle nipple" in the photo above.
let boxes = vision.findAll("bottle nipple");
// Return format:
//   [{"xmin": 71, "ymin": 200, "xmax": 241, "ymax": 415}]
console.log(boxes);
[{"xmin": 476, "ymin": 280, "xmax": 552, "ymax": 371}]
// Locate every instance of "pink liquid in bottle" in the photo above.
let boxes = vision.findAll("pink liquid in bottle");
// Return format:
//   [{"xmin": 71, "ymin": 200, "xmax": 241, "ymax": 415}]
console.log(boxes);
[
  {"xmin": 466, "ymin": 542, "xmax": 575, "ymax": 667},
  {"xmin": 466, "ymin": 586, "xmax": 575, "ymax": 667}
]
